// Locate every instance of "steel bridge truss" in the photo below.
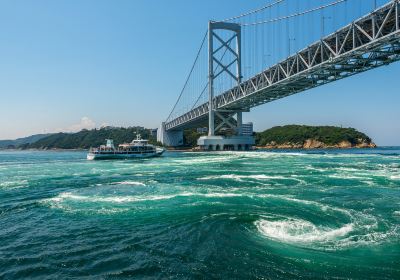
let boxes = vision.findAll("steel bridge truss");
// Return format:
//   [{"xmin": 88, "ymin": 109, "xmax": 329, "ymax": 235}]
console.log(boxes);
[{"xmin": 166, "ymin": 0, "xmax": 400, "ymax": 131}]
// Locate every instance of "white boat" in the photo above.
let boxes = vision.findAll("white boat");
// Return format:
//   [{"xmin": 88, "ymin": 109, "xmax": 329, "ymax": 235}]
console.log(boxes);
[{"xmin": 87, "ymin": 135, "xmax": 165, "ymax": 160}]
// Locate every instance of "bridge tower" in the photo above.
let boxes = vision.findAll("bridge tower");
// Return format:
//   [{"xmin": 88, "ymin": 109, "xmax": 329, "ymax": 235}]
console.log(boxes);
[
  {"xmin": 207, "ymin": 21, "xmax": 242, "ymax": 136},
  {"xmin": 197, "ymin": 21, "xmax": 254, "ymax": 151}
]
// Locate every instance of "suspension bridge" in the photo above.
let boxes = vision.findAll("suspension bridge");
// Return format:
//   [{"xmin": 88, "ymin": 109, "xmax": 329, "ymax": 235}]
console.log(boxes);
[{"xmin": 157, "ymin": 0, "xmax": 400, "ymax": 150}]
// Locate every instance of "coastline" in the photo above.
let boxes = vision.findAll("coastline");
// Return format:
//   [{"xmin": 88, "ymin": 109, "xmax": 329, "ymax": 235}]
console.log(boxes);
[
  {"xmin": 1, "ymin": 146, "xmax": 379, "ymax": 152},
  {"xmin": 255, "ymin": 145, "xmax": 378, "ymax": 150},
  {"xmin": 0, "ymin": 148, "xmax": 87, "ymax": 152},
  {"xmin": 255, "ymin": 140, "xmax": 377, "ymax": 150}
]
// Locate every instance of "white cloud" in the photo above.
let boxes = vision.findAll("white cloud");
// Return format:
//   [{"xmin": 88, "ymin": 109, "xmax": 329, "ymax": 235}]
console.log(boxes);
[
  {"xmin": 55, "ymin": 117, "xmax": 97, "ymax": 133},
  {"xmin": 99, "ymin": 122, "xmax": 109, "ymax": 128},
  {"xmin": 68, "ymin": 117, "xmax": 96, "ymax": 132}
]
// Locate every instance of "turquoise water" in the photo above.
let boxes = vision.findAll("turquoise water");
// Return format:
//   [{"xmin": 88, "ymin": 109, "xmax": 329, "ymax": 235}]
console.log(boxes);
[{"xmin": 0, "ymin": 149, "xmax": 399, "ymax": 279}]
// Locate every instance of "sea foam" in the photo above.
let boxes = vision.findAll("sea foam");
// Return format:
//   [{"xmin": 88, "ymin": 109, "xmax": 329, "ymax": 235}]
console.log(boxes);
[
  {"xmin": 255, "ymin": 218, "xmax": 353, "ymax": 243},
  {"xmin": 0, "ymin": 179, "xmax": 28, "ymax": 189},
  {"xmin": 45, "ymin": 192, "xmax": 178, "ymax": 203},
  {"xmin": 112, "ymin": 181, "xmax": 146, "ymax": 186},
  {"xmin": 198, "ymin": 174, "xmax": 288, "ymax": 181}
]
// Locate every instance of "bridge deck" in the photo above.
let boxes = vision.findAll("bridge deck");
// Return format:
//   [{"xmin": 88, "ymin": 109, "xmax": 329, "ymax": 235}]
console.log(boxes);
[{"xmin": 166, "ymin": 1, "xmax": 400, "ymax": 131}]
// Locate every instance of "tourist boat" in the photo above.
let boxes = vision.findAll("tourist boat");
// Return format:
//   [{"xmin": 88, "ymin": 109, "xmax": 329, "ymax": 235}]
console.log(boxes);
[{"xmin": 87, "ymin": 135, "xmax": 165, "ymax": 160}]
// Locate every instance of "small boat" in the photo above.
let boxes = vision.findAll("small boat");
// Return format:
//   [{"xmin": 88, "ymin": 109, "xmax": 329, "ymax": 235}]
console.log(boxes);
[{"xmin": 87, "ymin": 135, "xmax": 165, "ymax": 160}]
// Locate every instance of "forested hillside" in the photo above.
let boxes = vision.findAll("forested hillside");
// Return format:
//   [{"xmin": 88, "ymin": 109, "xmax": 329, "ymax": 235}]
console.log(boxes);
[
  {"xmin": 0, "ymin": 134, "xmax": 51, "ymax": 149},
  {"xmin": 27, "ymin": 127, "xmax": 159, "ymax": 149},
  {"xmin": 255, "ymin": 125, "xmax": 376, "ymax": 148}
]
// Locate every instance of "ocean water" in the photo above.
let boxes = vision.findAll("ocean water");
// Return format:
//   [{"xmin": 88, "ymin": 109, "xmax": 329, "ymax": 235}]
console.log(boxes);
[{"xmin": 0, "ymin": 148, "xmax": 399, "ymax": 279}]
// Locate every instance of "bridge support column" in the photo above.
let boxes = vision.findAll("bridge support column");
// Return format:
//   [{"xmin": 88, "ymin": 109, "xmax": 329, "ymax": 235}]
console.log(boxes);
[
  {"xmin": 208, "ymin": 21, "xmax": 215, "ymax": 136},
  {"xmin": 237, "ymin": 112, "xmax": 242, "ymax": 135},
  {"xmin": 157, "ymin": 122, "xmax": 183, "ymax": 147}
]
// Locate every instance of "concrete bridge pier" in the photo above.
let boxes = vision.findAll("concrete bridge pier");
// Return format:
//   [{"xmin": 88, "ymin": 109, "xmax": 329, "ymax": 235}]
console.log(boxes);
[
  {"xmin": 157, "ymin": 122, "xmax": 183, "ymax": 147},
  {"xmin": 197, "ymin": 135, "xmax": 255, "ymax": 151}
]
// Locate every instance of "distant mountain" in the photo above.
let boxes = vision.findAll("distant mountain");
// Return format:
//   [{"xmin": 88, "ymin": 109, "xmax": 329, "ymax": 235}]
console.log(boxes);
[
  {"xmin": 27, "ymin": 127, "xmax": 159, "ymax": 150},
  {"xmin": 0, "ymin": 134, "xmax": 52, "ymax": 149},
  {"xmin": 255, "ymin": 125, "xmax": 376, "ymax": 149}
]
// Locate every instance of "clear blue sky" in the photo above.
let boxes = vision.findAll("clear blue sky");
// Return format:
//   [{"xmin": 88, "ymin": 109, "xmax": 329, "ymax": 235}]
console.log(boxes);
[{"xmin": 0, "ymin": 0, "xmax": 399, "ymax": 145}]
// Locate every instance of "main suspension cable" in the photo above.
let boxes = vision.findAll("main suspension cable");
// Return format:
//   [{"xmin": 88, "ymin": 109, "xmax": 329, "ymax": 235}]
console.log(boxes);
[
  {"xmin": 241, "ymin": 0, "xmax": 346, "ymax": 26},
  {"xmin": 219, "ymin": 0, "xmax": 285, "ymax": 23},
  {"xmin": 166, "ymin": 30, "xmax": 208, "ymax": 122}
]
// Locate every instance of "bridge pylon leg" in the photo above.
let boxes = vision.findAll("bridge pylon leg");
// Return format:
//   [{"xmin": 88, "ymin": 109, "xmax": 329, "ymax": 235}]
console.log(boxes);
[
  {"xmin": 157, "ymin": 122, "xmax": 183, "ymax": 147},
  {"xmin": 237, "ymin": 112, "xmax": 243, "ymax": 136},
  {"xmin": 197, "ymin": 21, "xmax": 254, "ymax": 151}
]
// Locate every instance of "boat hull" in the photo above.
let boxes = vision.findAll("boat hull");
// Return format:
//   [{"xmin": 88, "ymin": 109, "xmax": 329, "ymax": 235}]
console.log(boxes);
[{"xmin": 87, "ymin": 149, "xmax": 165, "ymax": 160}]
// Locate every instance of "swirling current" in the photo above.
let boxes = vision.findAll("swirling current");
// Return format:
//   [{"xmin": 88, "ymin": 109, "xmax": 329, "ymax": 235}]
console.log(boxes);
[{"xmin": 0, "ymin": 148, "xmax": 399, "ymax": 279}]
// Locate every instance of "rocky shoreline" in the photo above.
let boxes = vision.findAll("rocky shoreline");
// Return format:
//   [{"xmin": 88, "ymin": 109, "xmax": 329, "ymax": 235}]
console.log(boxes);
[{"xmin": 257, "ymin": 138, "xmax": 377, "ymax": 149}]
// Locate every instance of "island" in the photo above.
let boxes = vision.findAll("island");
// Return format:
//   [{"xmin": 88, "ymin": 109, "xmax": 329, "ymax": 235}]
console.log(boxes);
[{"xmin": 255, "ymin": 125, "xmax": 376, "ymax": 149}]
